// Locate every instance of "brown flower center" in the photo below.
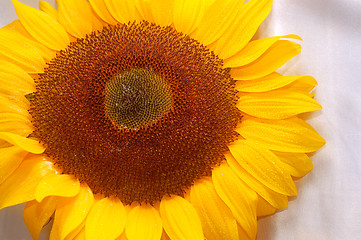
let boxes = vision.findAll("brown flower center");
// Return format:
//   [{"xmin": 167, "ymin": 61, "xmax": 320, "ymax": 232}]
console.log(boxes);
[{"xmin": 30, "ymin": 22, "xmax": 240, "ymax": 204}]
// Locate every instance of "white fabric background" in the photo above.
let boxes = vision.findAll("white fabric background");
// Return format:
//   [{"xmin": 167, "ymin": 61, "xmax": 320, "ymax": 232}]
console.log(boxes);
[{"xmin": 0, "ymin": 0, "xmax": 361, "ymax": 239}]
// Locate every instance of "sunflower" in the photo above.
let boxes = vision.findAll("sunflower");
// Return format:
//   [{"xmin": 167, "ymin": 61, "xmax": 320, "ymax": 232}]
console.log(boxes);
[{"xmin": 0, "ymin": 0, "xmax": 325, "ymax": 239}]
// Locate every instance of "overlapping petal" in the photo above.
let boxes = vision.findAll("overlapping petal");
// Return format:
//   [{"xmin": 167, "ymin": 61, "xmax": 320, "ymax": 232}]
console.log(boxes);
[
  {"xmin": 212, "ymin": 163, "xmax": 258, "ymax": 239},
  {"xmin": 12, "ymin": 0, "xmax": 70, "ymax": 51},
  {"xmin": 237, "ymin": 116, "xmax": 326, "ymax": 153},
  {"xmin": 0, "ymin": 146, "xmax": 28, "ymax": 184},
  {"xmin": 237, "ymin": 90, "xmax": 322, "ymax": 119},
  {"xmin": 50, "ymin": 185, "xmax": 94, "ymax": 240},
  {"xmin": 211, "ymin": 0, "xmax": 273, "ymax": 59},
  {"xmin": 190, "ymin": 179, "xmax": 239, "ymax": 240},
  {"xmin": 126, "ymin": 204, "xmax": 162, "ymax": 240},
  {"xmin": 35, "ymin": 174, "xmax": 80, "ymax": 202},
  {"xmin": 57, "ymin": 0, "xmax": 93, "ymax": 38},
  {"xmin": 160, "ymin": 195, "xmax": 204, "ymax": 240},
  {"xmin": 0, "ymin": 155, "xmax": 55, "ymax": 210},
  {"xmin": 231, "ymin": 40, "xmax": 301, "ymax": 80},
  {"xmin": 23, "ymin": 196, "xmax": 58, "ymax": 240},
  {"xmin": 86, "ymin": 197, "xmax": 126, "ymax": 240}
]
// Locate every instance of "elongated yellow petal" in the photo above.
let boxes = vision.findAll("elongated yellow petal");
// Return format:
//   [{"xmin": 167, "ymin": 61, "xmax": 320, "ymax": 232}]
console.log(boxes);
[
  {"xmin": 86, "ymin": 197, "xmax": 126, "ymax": 240},
  {"xmin": 256, "ymin": 196, "xmax": 276, "ymax": 217},
  {"xmin": 50, "ymin": 185, "xmax": 94, "ymax": 240},
  {"xmin": 273, "ymin": 152, "xmax": 313, "ymax": 177},
  {"xmin": 212, "ymin": 163, "xmax": 258, "ymax": 239},
  {"xmin": 212, "ymin": 0, "xmax": 273, "ymax": 59},
  {"xmin": 231, "ymin": 40, "xmax": 301, "ymax": 80},
  {"xmin": 3, "ymin": 20, "xmax": 56, "ymax": 62},
  {"xmin": 225, "ymin": 152, "xmax": 288, "ymax": 209},
  {"xmin": 23, "ymin": 196, "xmax": 58, "ymax": 240},
  {"xmin": 35, "ymin": 174, "xmax": 80, "ymax": 202},
  {"xmin": 104, "ymin": 0, "xmax": 142, "ymax": 23},
  {"xmin": 0, "ymin": 121, "xmax": 33, "ymax": 136},
  {"xmin": 73, "ymin": 226, "xmax": 86, "ymax": 240},
  {"xmin": 0, "ymin": 132, "xmax": 45, "ymax": 154},
  {"xmin": 190, "ymin": 179, "xmax": 239, "ymax": 240},
  {"xmin": 192, "ymin": 0, "xmax": 241, "ymax": 46},
  {"xmin": 0, "ymin": 60, "xmax": 34, "ymax": 87},
  {"xmin": 160, "ymin": 195, "xmax": 204, "ymax": 240},
  {"xmin": 0, "ymin": 113, "xmax": 30, "ymax": 124},
  {"xmin": 0, "ymin": 96, "xmax": 30, "ymax": 117},
  {"xmin": 39, "ymin": 1, "xmax": 57, "ymax": 19},
  {"xmin": 57, "ymin": 0, "xmax": 93, "ymax": 38},
  {"xmin": 235, "ymin": 73, "xmax": 315, "ymax": 93},
  {"xmin": 279, "ymin": 76, "xmax": 318, "ymax": 94},
  {"xmin": 134, "ymin": 0, "xmax": 154, "ymax": 23},
  {"xmin": 65, "ymin": 222, "xmax": 86, "ymax": 240},
  {"xmin": 0, "ymin": 146, "xmax": 28, "ymax": 184},
  {"xmin": 89, "ymin": 0, "xmax": 118, "ymax": 25},
  {"xmin": 237, "ymin": 90, "xmax": 322, "ymax": 119},
  {"xmin": 0, "ymin": 155, "xmax": 55, "ymax": 210},
  {"xmin": 0, "ymin": 28, "xmax": 45, "ymax": 73},
  {"xmin": 125, "ymin": 204, "xmax": 161, "ymax": 240},
  {"xmin": 173, "ymin": 0, "xmax": 206, "ymax": 34},
  {"xmin": 224, "ymin": 35, "xmax": 301, "ymax": 68},
  {"xmin": 228, "ymin": 140, "xmax": 297, "ymax": 196},
  {"xmin": 149, "ymin": 0, "xmax": 174, "ymax": 26},
  {"xmin": 237, "ymin": 116, "xmax": 326, "ymax": 152},
  {"xmin": 12, "ymin": 0, "xmax": 70, "ymax": 51}
]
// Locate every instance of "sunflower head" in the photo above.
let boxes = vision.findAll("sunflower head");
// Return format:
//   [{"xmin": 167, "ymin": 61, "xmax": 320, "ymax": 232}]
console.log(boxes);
[{"xmin": 0, "ymin": 0, "xmax": 325, "ymax": 239}]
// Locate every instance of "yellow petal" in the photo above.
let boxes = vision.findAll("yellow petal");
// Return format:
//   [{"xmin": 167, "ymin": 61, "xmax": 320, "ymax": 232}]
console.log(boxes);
[
  {"xmin": 3, "ymin": 20, "xmax": 56, "ymax": 62},
  {"xmin": 104, "ymin": 0, "xmax": 143, "ymax": 23},
  {"xmin": 191, "ymin": 0, "xmax": 242, "ymax": 46},
  {"xmin": 0, "ymin": 132, "xmax": 45, "ymax": 154},
  {"xmin": 149, "ymin": 0, "xmax": 174, "ymax": 26},
  {"xmin": 73, "ymin": 226, "xmax": 86, "ymax": 240},
  {"xmin": 0, "ymin": 96, "xmax": 30, "ymax": 117},
  {"xmin": 0, "ymin": 28, "xmax": 45, "ymax": 73},
  {"xmin": 12, "ymin": 0, "xmax": 70, "ymax": 51},
  {"xmin": 57, "ymin": 0, "xmax": 93, "ymax": 38},
  {"xmin": 236, "ymin": 116, "xmax": 326, "ymax": 153},
  {"xmin": 0, "ymin": 146, "xmax": 28, "ymax": 184},
  {"xmin": 224, "ymin": 35, "xmax": 301, "ymax": 68},
  {"xmin": 65, "ymin": 221, "xmax": 86, "ymax": 240},
  {"xmin": 35, "ymin": 174, "xmax": 80, "ymax": 202},
  {"xmin": 190, "ymin": 179, "xmax": 239, "ymax": 240},
  {"xmin": 50, "ymin": 184, "xmax": 94, "ymax": 240},
  {"xmin": 173, "ymin": 0, "xmax": 206, "ymax": 34},
  {"xmin": 125, "ymin": 204, "xmax": 162, "ymax": 240},
  {"xmin": 256, "ymin": 196, "xmax": 276, "ymax": 217},
  {"xmin": 0, "ymin": 121, "xmax": 33, "ymax": 136},
  {"xmin": 237, "ymin": 90, "xmax": 322, "ymax": 119},
  {"xmin": 0, "ymin": 154, "xmax": 55, "ymax": 210},
  {"xmin": 23, "ymin": 196, "xmax": 58, "ymax": 240},
  {"xmin": 0, "ymin": 60, "xmax": 34, "ymax": 87},
  {"xmin": 39, "ymin": 1, "xmax": 57, "ymax": 19},
  {"xmin": 273, "ymin": 152, "xmax": 313, "ymax": 177},
  {"xmin": 212, "ymin": 163, "xmax": 258, "ymax": 239},
  {"xmin": 225, "ymin": 152, "xmax": 288, "ymax": 209},
  {"xmin": 89, "ymin": 0, "xmax": 118, "ymax": 25},
  {"xmin": 235, "ymin": 73, "xmax": 313, "ymax": 93},
  {"xmin": 86, "ymin": 197, "xmax": 126, "ymax": 240},
  {"xmin": 212, "ymin": 0, "xmax": 273, "ymax": 59},
  {"xmin": 279, "ymin": 75, "xmax": 318, "ymax": 94},
  {"xmin": 228, "ymin": 140, "xmax": 297, "ymax": 196},
  {"xmin": 160, "ymin": 195, "xmax": 204, "ymax": 240},
  {"xmin": 0, "ymin": 113, "xmax": 30, "ymax": 124},
  {"xmin": 134, "ymin": 0, "xmax": 154, "ymax": 23},
  {"xmin": 230, "ymin": 40, "xmax": 301, "ymax": 80}
]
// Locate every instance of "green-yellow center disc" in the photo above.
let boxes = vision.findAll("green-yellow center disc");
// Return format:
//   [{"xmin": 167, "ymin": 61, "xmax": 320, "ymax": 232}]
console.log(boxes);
[{"xmin": 104, "ymin": 68, "xmax": 172, "ymax": 129}]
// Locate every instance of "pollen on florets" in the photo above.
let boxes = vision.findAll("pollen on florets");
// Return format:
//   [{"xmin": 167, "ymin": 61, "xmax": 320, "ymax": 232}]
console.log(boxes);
[{"xmin": 30, "ymin": 21, "xmax": 241, "ymax": 204}]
